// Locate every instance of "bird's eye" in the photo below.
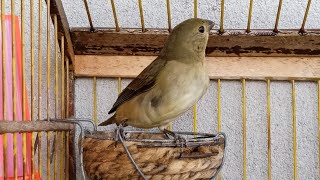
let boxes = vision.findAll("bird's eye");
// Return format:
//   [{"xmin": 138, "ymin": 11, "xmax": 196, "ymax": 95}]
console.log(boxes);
[{"xmin": 198, "ymin": 26, "xmax": 205, "ymax": 33}]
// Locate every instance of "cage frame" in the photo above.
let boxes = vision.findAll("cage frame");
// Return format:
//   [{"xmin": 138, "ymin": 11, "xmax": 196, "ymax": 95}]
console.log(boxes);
[{"xmin": 0, "ymin": 0, "xmax": 319, "ymax": 179}]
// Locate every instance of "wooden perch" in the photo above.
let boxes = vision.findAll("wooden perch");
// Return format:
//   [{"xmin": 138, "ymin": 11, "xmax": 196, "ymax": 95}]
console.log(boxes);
[{"xmin": 0, "ymin": 121, "xmax": 74, "ymax": 133}]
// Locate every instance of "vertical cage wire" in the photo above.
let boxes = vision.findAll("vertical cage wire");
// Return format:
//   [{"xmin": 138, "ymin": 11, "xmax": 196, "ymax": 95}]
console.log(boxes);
[
  {"xmin": 37, "ymin": 0, "xmax": 43, "ymax": 177},
  {"xmin": 138, "ymin": 0, "xmax": 145, "ymax": 32},
  {"xmin": 246, "ymin": 0, "xmax": 254, "ymax": 33},
  {"xmin": 93, "ymin": 77, "xmax": 97, "ymax": 125},
  {"xmin": 47, "ymin": 0, "xmax": 51, "ymax": 121},
  {"xmin": 1, "ymin": 0, "xmax": 7, "ymax": 178},
  {"xmin": 118, "ymin": 77, "xmax": 122, "ymax": 95},
  {"xmin": 166, "ymin": 0, "xmax": 172, "ymax": 32},
  {"xmin": 60, "ymin": 37, "xmax": 66, "ymax": 180},
  {"xmin": 242, "ymin": 79, "xmax": 247, "ymax": 180},
  {"xmin": 299, "ymin": 0, "xmax": 312, "ymax": 33},
  {"xmin": 267, "ymin": 80, "xmax": 271, "ymax": 180},
  {"xmin": 11, "ymin": 0, "xmax": 18, "ymax": 179},
  {"xmin": 291, "ymin": 80, "xmax": 297, "ymax": 180},
  {"xmin": 59, "ymin": 131, "xmax": 65, "ymax": 180},
  {"xmin": 61, "ymin": 37, "xmax": 65, "ymax": 119},
  {"xmin": 66, "ymin": 57, "xmax": 69, "ymax": 118},
  {"xmin": 217, "ymin": 79, "xmax": 222, "ymax": 180},
  {"xmin": 30, "ymin": 0, "xmax": 35, "ymax": 177},
  {"xmin": 193, "ymin": 104, "xmax": 197, "ymax": 135},
  {"xmin": 54, "ymin": 131, "xmax": 58, "ymax": 180},
  {"xmin": 194, "ymin": 0, "xmax": 197, "ymax": 18},
  {"xmin": 219, "ymin": 0, "xmax": 225, "ymax": 33},
  {"xmin": 66, "ymin": 131, "xmax": 70, "ymax": 180},
  {"xmin": 54, "ymin": 14, "xmax": 58, "ymax": 119},
  {"xmin": 47, "ymin": 131, "xmax": 51, "ymax": 180},
  {"xmin": 47, "ymin": 1, "xmax": 51, "ymax": 179},
  {"xmin": 110, "ymin": 0, "xmax": 120, "ymax": 32},
  {"xmin": 21, "ymin": 0, "xmax": 28, "ymax": 178},
  {"xmin": 83, "ymin": 0, "xmax": 94, "ymax": 31},
  {"xmin": 274, "ymin": 0, "xmax": 283, "ymax": 32},
  {"xmin": 318, "ymin": 80, "xmax": 320, "ymax": 179}
]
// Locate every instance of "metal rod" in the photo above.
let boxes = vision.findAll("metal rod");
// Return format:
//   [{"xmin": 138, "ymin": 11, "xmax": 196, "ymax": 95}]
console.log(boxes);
[
  {"xmin": 110, "ymin": 0, "xmax": 120, "ymax": 32},
  {"xmin": 47, "ymin": 0, "xmax": 51, "ymax": 121},
  {"xmin": 30, "ymin": 0, "xmax": 35, "ymax": 121},
  {"xmin": 21, "ymin": 2, "xmax": 27, "ymax": 178},
  {"xmin": 219, "ymin": 0, "xmax": 225, "ymax": 33},
  {"xmin": 291, "ymin": 80, "xmax": 297, "ymax": 180},
  {"xmin": 1, "ymin": 0, "xmax": 7, "ymax": 178},
  {"xmin": 118, "ymin": 77, "xmax": 121, "ymax": 95},
  {"xmin": 217, "ymin": 79, "xmax": 222, "ymax": 180},
  {"xmin": 11, "ymin": 1, "xmax": 18, "ymax": 179},
  {"xmin": 138, "ymin": 0, "xmax": 145, "ymax": 32},
  {"xmin": 318, "ymin": 80, "xmax": 320, "ymax": 179},
  {"xmin": 38, "ymin": 132, "xmax": 42, "ymax": 178},
  {"xmin": 267, "ymin": 79, "xmax": 271, "ymax": 180},
  {"xmin": 31, "ymin": 132, "xmax": 35, "ymax": 179},
  {"xmin": 194, "ymin": 0, "xmax": 198, "ymax": 18},
  {"xmin": 242, "ymin": 79, "xmax": 247, "ymax": 180},
  {"xmin": 3, "ymin": 134, "xmax": 7, "ymax": 179},
  {"xmin": 274, "ymin": 0, "xmax": 283, "ymax": 32},
  {"xmin": 83, "ymin": 0, "xmax": 94, "ymax": 31},
  {"xmin": 47, "ymin": 131, "xmax": 51, "ymax": 180},
  {"xmin": 299, "ymin": 0, "xmax": 312, "ymax": 34},
  {"xmin": 54, "ymin": 15, "xmax": 58, "ymax": 119},
  {"xmin": 166, "ymin": 0, "xmax": 172, "ymax": 32},
  {"xmin": 59, "ymin": 131, "xmax": 65, "ymax": 180},
  {"xmin": 66, "ymin": 57, "xmax": 69, "ymax": 118},
  {"xmin": 61, "ymin": 37, "xmax": 65, "ymax": 119},
  {"xmin": 217, "ymin": 79, "xmax": 221, "ymax": 132},
  {"xmin": 193, "ymin": 104, "xmax": 197, "ymax": 135},
  {"xmin": 30, "ymin": 0, "xmax": 35, "ymax": 177},
  {"xmin": 22, "ymin": 133, "xmax": 27, "ymax": 179},
  {"xmin": 54, "ymin": 131, "xmax": 58, "ymax": 180},
  {"xmin": 66, "ymin": 132, "xmax": 69, "ymax": 180},
  {"xmin": 93, "ymin": 77, "xmax": 97, "ymax": 125},
  {"xmin": 38, "ymin": 0, "xmax": 42, "ymax": 122},
  {"xmin": 246, "ymin": 0, "xmax": 254, "ymax": 33}
]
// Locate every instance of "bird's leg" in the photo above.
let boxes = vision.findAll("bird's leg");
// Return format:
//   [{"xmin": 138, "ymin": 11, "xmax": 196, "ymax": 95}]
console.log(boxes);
[{"xmin": 162, "ymin": 129, "xmax": 186, "ymax": 144}]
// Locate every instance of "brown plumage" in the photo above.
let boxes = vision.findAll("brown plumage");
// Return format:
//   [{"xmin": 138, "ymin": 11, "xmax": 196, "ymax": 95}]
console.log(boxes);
[{"xmin": 99, "ymin": 18, "xmax": 214, "ymax": 131}]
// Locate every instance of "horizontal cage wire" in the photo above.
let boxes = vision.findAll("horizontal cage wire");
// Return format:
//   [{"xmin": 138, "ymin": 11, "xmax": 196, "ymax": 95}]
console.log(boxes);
[{"xmin": 1, "ymin": 0, "xmax": 320, "ymax": 180}]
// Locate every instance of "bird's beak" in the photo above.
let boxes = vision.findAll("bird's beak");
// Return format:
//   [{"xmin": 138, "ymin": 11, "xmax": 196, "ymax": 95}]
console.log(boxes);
[{"xmin": 206, "ymin": 20, "xmax": 215, "ymax": 30}]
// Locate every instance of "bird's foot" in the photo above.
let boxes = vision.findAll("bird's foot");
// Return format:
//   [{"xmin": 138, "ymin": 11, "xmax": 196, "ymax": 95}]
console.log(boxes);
[{"xmin": 162, "ymin": 129, "xmax": 187, "ymax": 146}]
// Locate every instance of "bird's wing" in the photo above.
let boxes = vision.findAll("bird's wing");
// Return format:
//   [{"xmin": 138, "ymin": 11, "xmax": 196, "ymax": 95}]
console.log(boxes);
[{"xmin": 108, "ymin": 57, "xmax": 167, "ymax": 114}]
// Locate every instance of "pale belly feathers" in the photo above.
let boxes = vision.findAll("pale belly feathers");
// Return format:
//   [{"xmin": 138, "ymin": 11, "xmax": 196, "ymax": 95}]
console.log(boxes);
[{"xmin": 116, "ymin": 60, "xmax": 210, "ymax": 129}]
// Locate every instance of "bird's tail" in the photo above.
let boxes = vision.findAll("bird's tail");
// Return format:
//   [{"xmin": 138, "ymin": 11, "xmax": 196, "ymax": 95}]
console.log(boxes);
[{"xmin": 98, "ymin": 114, "xmax": 116, "ymax": 126}]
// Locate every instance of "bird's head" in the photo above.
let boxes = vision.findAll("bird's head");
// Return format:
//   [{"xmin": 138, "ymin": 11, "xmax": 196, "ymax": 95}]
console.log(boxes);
[{"xmin": 160, "ymin": 18, "xmax": 214, "ymax": 63}]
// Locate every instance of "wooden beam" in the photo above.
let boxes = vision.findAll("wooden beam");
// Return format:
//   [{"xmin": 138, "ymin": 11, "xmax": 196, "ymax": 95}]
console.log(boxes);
[
  {"xmin": 74, "ymin": 55, "xmax": 320, "ymax": 80},
  {"xmin": 47, "ymin": 0, "xmax": 75, "ymax": 63},
  {"xmin": 71, "ymin": 28, "xmax": 320, "ymax": 56},
  {"xmin": 0, "ymin": 121, "xmax": 74, "ymax": 133}
]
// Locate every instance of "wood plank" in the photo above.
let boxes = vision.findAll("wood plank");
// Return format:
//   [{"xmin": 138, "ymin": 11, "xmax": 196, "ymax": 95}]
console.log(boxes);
[
  {"xmin": 47, "ymin": 0, "xmax": 75, "ymax": 63},
  {"xmin": 71, "ymin": 28, "xmax": 320, "ymax": 57},
  {"xmin": 74, "ymin": 55, "xmax": 320, "ymax": 80},
  {"xmin": 0, "ymin": 121, "xmax": 74, "ymax": 133}
]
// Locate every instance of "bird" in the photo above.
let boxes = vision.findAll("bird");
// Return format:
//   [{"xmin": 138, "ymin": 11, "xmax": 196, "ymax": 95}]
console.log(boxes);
[{"xmin": 99, "ymin": 18, "xmax": 214, "ymax": 138}]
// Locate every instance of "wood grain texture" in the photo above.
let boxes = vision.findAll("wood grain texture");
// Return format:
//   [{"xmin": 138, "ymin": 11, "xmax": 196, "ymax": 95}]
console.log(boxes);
[
  {"xmin": 71, "ymin": 28, "xmax": 320, "ymax": 56},
  {"xmin": 47, "ymin": 0, "xmax": 75, "ymax": 62},
  {"xmin": 74, "ymin": 55, "xmax": 320, "ymax": 80},
  {"xmin": 0, "ymin": 121, "xmax": 74, "ymax": 133}
]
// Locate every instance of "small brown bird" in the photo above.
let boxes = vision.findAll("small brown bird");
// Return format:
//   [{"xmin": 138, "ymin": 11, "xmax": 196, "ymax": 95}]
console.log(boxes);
[{"xmin": 99, "ymin": 18, "xmax": 214, "ymax": 137}]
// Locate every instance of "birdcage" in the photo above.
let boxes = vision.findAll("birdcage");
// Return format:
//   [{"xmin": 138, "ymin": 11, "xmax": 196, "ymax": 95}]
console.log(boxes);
[{"xmin": 0, "ymin": 0, "xmax": 319, "ymax": 179}]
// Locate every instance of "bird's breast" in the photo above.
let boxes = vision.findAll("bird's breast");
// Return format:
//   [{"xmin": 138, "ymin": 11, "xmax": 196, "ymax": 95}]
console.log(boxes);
[{"xmin": 117, "ymin": 60, "xmax": 209, "ymax": 128}]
